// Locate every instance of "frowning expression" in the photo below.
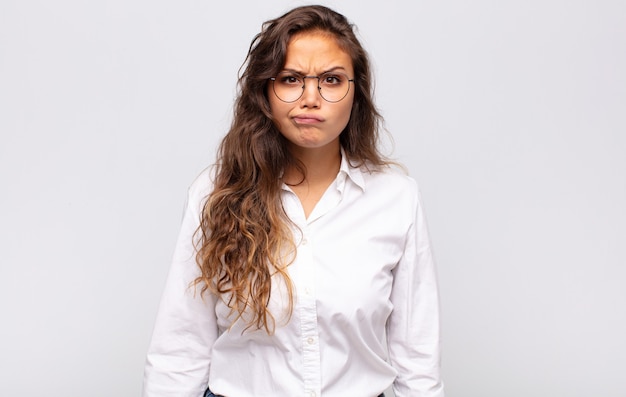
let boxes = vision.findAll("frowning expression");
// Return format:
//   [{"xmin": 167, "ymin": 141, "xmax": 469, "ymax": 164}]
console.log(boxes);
[{"xmin": 268, "ymin": 31, "xmax": 355, "ymax": 153}]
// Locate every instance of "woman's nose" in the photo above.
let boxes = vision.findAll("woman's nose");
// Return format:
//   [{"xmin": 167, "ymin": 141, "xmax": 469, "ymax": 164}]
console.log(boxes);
[{"xmin": 299, "ymin": 76, "xmax": 321, "ymax": 108}]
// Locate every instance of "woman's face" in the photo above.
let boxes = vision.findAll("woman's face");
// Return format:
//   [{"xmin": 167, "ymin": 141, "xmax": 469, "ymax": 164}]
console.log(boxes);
[{"xmin": 268, "ymin": 31, "xmax": 355, "ymax": 153}]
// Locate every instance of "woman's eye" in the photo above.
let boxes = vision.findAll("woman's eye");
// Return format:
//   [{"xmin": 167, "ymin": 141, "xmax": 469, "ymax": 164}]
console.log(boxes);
[
  {"xmin": 322, "ymin": 75, "xmax": 342, "ymax": 85},
  {"xmin": 280, "ymin": 75, "xmax": 301, "ymax": 85}
]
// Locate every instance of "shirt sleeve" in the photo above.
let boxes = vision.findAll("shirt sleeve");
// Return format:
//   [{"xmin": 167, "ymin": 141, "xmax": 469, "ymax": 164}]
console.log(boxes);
[
  {"xmin": 143, "ymin": 171, "xmax": 218, "ymax": 397},
  {"xmin": 387, "ymin": 181, "xmax": 445, "ymax": 397}
]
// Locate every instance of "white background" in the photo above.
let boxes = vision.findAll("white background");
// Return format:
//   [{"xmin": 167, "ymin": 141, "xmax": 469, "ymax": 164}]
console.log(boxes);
[{"xmin": 1, "ymin": 1, "xmax": 624, "ymax": 396}]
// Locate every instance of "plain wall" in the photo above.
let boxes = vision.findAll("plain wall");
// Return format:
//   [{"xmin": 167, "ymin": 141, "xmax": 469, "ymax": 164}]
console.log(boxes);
[{"xmin": 1, "ymin": 1, "xmax": 624, "ymax": 396}]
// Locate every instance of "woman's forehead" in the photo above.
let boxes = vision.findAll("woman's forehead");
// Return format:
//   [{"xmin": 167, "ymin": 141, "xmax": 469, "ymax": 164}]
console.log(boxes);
[{"xmin": 283, "ymin": 31, "xmax": 353, "ymax": 74}]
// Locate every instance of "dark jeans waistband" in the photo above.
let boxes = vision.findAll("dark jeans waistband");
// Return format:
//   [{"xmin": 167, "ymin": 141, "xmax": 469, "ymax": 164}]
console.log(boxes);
[{"xmin": 204, "ymin": 388, "xmax": 384, "ymax": 397}]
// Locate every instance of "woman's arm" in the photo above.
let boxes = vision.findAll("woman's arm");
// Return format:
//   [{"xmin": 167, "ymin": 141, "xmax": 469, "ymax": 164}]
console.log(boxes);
[
  {"xmin": 386, "ymin": 182, "xmax": 445, "ymax": 397},
  {"xmin": 143, "ymin": 171, "xmax": 218, "ymax": 397}
]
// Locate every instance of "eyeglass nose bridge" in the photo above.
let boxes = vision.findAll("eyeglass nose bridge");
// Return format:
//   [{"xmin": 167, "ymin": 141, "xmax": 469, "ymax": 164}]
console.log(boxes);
[{"xmin": 300, "ymin": 75, "xmax": 323, "ymax": 93}]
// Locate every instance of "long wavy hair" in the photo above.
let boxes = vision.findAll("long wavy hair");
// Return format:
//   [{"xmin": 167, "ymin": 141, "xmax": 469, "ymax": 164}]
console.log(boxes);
[{"xmin": 194, "ymin": 5, "xmax": 390, "ymax": 333}]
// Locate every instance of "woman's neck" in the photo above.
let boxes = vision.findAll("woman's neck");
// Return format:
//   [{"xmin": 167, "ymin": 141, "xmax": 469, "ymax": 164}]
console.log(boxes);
[
  {"xmin": 283, "ymin": 144, "xmax": 341, "ymax": 187},
  {"xmin": 282, "ymin": 144, "xmax": 342, "ymax": 218}
]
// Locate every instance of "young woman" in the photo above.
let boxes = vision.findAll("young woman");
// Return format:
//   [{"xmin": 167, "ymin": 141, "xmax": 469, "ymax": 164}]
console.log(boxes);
[{"xmin": 143, "ymin": 5, "xmax": 444, "ymax": 397}]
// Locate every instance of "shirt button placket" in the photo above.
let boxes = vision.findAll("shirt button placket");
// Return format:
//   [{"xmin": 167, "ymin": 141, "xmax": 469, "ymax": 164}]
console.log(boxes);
[{"xmin": 299, "ymin": 229, "xmax": 321, "ymax": 397}]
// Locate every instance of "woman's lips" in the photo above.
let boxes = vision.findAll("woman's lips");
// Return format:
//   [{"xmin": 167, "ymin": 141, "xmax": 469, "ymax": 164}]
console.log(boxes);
[{"xmin": 293, "ymin": 114, "xmax": 324, "ymax": 124}]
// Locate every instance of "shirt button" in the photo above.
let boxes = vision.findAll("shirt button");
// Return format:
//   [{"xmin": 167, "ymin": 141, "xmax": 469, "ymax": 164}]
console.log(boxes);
[
  {"xmin": 308, "ymin": 391, "xmax": 316, "ymax": 397},
  {"xmin": 307, "ymin": 337, "xmax": 315, "ymax": 345}
]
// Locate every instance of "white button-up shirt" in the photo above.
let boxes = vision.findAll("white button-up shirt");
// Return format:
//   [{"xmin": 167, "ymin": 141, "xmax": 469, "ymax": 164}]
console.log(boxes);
[{"xmin": 143, "ymin": 154, "xmax": 444, "ymax": 397}]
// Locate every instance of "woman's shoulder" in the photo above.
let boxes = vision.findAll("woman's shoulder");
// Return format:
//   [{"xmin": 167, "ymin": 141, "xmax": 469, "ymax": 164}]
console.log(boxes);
[
  {"xmin": 186, "ymin": 165, "xmax": 215, "ymax": 206},
  {"xmin": 359, "ymin": 162, "xmax": 419, "ymax": 192},
  {"xmin": 354, "ymin": 162, "xmax": 423, "ymax": 218}
]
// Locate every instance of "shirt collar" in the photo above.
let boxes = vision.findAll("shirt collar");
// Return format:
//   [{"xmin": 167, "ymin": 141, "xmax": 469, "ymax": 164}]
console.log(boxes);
[
  {"xmin": 338, "ymin": 147, "xmax": 365, "ymax": 193},
  {"xmin": 279, "ymin": 147, "xmax": 366, "ymax": 192}
]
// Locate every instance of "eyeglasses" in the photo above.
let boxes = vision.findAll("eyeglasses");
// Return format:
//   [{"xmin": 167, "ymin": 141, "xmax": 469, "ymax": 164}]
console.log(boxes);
[{"xmin": 270, "ymin": 71, "xmax": 354, "ymax": 103}]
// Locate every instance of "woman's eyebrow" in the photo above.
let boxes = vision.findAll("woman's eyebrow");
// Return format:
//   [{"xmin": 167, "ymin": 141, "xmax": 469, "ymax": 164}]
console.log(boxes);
[{"xmin": 281, "ymin": 66, "xmax": 348, "ymax": 75}]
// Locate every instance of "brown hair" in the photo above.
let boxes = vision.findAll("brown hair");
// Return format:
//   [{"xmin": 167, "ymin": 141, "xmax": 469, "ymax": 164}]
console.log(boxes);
[{"xmin": 194, "ymin": 5, "xmax": 390, "ymax": 332}]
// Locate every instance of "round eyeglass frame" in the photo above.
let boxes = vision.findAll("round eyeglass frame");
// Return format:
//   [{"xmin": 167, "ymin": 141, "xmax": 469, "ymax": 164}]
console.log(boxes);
[{"xmin": 269, "ymin": 72, "xmax": 355, "ymax": 103}]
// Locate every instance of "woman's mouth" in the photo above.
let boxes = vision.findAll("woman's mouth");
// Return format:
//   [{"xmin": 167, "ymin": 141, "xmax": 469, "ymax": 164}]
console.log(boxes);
[{"xmin": 293, "ymin": 114, "xmax": 324, "ymax": 124}]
